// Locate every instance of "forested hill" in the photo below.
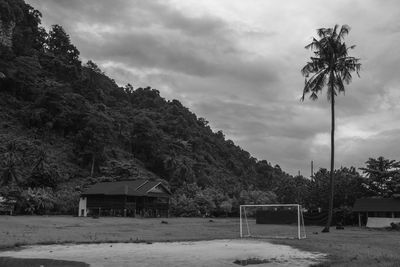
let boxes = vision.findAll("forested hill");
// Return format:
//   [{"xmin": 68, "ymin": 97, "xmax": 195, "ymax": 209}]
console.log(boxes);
[{"xmin": 0, "ymin": 0, "xmax": 295, "ymax": 215}]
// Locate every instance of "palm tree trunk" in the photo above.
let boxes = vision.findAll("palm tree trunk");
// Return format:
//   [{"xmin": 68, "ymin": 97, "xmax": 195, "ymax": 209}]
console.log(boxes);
[
  {"xmin": 90, "ymin": 154, "xmax": 95, "ymax": 177},
  {"xmin": 323, "ymin": 87, "xmax": 335, "ymax": 233}
]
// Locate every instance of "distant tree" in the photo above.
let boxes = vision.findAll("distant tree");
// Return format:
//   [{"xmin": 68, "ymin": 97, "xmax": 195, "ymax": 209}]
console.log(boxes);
[
  {"xmin": 194, "ymin": 189, "xmax": 217, "ymax": 215},
  {"xmin": 53, "ymin": 188, "xmax": 80, "ymax": 214},
  {"xmin": 124, "ymin": 83, "xmax": 134, "ymax": 94},
  {"xmin": 21, "ymin": 187, "xmax": 55, "ymax": 215},
  {"xmin": 34, "ymin": 26, "xmax": 48, "ymax": 51},
  {"xmin": 130, "ymin": 115, "xmax": 163, "ymax": 162},
  {"xmin": 239, "ymin": 187, "xmax": 277, "ymax": 205},
  {"xmin": 25, "ymin": 4, "xmax": 46, "ymax": 51},
  {"xmin": 333, "ymin": 167, "xmax": 368, "ymax": 207},
  {"xmin": 47, "ymin": 24, "xmax": 80, "ymax": 65},
  {"xmin": 301, "ymin": 25, "xmax": 361, "ymax": 232},
  {"xmin": 84, "ymin": 60, "xmax": 103, "ymax": 74},
  {"xmin": 74, "ymin": 116, "xmax": 112, "ymax": 177},
  {"xmin": 0, "ymin": 0, "xmax": 45, "ymax": 54},
  {"xmin": 26, "ymin": 149, "xmax": 59, "ymax": 189},
  {"xmin": 215, "ymin": 130, "xmax": 225, "ymax": 140},
  {"xmin": 198, "ymin": 117, "xmax": 209, "ymax": 127},
  {"xmin": 359, "ymin": 156, "xmax": 400, "ymax": 197},
  {"xmin": 307, "ymin": 167, "xmax": 367, "ymax": 210},
  {"xmin": 220, "ymin": 199, "xmax": 233, "ymax": 216},
  {"xmin": 276, "ymin": 175, "xmax": 310, "ymax": 205}
]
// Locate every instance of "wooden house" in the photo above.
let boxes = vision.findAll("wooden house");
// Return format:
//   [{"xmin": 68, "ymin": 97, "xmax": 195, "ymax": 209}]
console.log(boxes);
[
  {"xmin": 353, "ymin": 198, "xmax": 400, "ymax": 227},
  {"xmin": 78, "ymin": 180, "xmax": 171, "ymax": 218}
]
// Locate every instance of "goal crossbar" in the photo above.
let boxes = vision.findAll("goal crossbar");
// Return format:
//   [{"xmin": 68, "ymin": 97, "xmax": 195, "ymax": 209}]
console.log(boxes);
[{"xmin": 241, "ymin": 204, "xmax": 300, "ymax": 207}]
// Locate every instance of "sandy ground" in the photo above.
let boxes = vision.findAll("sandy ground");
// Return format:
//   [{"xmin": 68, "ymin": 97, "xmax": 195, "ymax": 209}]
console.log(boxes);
[{"xmin": 0, "ymin": 239, "xmax": 326, "ymax": 267}]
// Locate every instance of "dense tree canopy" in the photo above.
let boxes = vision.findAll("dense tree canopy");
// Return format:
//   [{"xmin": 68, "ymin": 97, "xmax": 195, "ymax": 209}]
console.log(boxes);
[
  {"xmin": 360, "ymin": 157, "xmax": 400, "ymax": 198},
  {"xmin": 46, "ymin": 25, "xmax": 80, "ymax": 65}
]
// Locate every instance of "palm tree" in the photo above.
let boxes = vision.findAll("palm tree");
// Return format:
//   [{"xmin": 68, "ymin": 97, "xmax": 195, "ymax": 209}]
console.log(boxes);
[
  {"xmin": 1, "ymin": 142, "xmax": 21, "ymax": 186},
  {"xmin": 301, "ymin": 25, "xmax": 361, "ymax": 232}
]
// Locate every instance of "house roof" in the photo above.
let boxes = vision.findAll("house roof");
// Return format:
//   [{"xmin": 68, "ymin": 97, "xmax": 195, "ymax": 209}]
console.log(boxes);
[
  {"xmin": 82, "ymin": 180, "xmax": 171, "ymax": 197},
  {"xmin": 353, "ymin": 198, "xmax": 400, "ymax": 212}
]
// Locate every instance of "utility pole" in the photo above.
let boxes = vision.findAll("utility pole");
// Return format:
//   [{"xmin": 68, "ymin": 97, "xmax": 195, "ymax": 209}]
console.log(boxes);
[{"xmin": 311, "ymin": 160, "xmax": 314, "ymax": 180}]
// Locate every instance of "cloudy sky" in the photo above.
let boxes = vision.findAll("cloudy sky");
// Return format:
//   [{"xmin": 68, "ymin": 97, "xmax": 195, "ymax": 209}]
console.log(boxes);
[{"xmin": 27, "ymin": 0, "xmax": 400, "ymax": 176}]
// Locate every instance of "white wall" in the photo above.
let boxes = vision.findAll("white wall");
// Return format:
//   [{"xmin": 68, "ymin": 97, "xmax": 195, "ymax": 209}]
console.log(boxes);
[
  {"xmin": 366, "ymin": 217, "xmax": 400, "ymax": 228},
  {"xmin": 78, "ymin": 197, "xmax": 87, "ymax": 217}
]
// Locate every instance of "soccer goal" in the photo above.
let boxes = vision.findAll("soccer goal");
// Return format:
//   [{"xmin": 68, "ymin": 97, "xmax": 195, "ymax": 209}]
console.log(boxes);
[{"xmin": 240, "ymin": 204, "xmax": 306, "ymax": 239}]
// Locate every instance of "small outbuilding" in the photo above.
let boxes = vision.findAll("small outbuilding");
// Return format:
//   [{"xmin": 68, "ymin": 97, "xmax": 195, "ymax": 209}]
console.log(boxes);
[
  {"xmin": 78, "ymin": 179, "xmax": 171, "ymax": 218},
  {"xmin": 0, "ymin": 196, "xmax": 15, "ymax": 215},
  {"xmin": 353, "ymin": 198, "xmax": 400, "ymax": 228}
]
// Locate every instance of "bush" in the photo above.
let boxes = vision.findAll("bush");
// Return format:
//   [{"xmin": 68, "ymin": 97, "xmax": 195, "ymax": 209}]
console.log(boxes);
[
  {"xmin": 170, "ymin": 195, "xmax": 199, "ymax": 217},
  {"xmin": 20, "ymin": 187, "xmax": 55, "ymax": 215},
  {"xmin": 53, "ymin": 188, "xmax": 80, "ymax": 214}
]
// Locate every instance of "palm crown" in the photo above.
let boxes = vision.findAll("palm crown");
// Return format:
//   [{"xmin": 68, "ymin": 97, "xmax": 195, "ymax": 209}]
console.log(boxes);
[{"xmin": 301, "ymin": 24, "xmax": 361, "ymax": 101}]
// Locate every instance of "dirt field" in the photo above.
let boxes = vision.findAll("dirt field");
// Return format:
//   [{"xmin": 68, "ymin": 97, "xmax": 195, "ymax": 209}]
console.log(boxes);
[
  {"xmin": 0, "ymin": 239, "xmax": 326, "ymax": 267},
  {"xmin": 0, "ymin": 216, "xmax": 400, "ymax": 266}
]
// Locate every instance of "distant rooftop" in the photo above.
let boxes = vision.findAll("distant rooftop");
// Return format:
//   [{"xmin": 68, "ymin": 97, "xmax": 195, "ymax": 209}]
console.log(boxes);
[{"xmin": 81, "ymin": 179, "xmax": 171, "ymax": 197}]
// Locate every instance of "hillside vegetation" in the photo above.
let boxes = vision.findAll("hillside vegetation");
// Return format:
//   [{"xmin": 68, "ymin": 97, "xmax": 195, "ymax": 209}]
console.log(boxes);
[{"xmin": 0, "ymin": 0, "xmax": 294, "ymax": 216}]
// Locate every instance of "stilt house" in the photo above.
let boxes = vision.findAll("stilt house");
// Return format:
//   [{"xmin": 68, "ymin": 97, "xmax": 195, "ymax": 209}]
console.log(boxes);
[{"xmin": 78, "ymin": 180, "xmax": 171, "ymax": 217}]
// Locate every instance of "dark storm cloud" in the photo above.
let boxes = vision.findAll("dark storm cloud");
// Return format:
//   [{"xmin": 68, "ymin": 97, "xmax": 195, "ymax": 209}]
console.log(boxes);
[
  {"xmin": 193, "ymin": 100, "xmax": 330, "ymax": 152},
  {"xmin": 76, "ymin": 30, "xmax": 277, "ymax": 85},
  {"xmin": 30, "ymin": 0, "xmax": 279, "ymax": 87}
]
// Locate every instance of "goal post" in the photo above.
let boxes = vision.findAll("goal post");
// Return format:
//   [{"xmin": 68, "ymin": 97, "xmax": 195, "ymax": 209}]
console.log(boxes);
[{"xmin": 240, "ymin": 204, "xmax": 306, "ymax": 240}]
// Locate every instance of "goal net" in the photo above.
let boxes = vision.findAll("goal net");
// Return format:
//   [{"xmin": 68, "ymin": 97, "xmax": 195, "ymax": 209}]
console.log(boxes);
[{"xmin": 240, "ymin": 204, "xmax": 306, "ymax": 239}]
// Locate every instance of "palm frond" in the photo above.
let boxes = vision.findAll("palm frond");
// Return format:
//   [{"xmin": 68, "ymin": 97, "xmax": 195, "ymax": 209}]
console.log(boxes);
[
  {"xmin": 347, "ymin": 45, "xmax": 356, "ymax": 51},
  {"xmin": 310, "ymin": 92, "xmax": 318, "ymax": 100},
  {"xmin": 305, "ymin": 38, "xmax": 321, "ymax": 51},
  {"xmin": 338, "ymin": 25, "xmax": 350, "ymax": 40},
  {"xmin": 335, "ymin": 72, "xmax": 345, "ymax": 94},
  {"xmin": 332, "ymin": 24, "xmax": 339, "ymax": 40},
  {"xmin": 302, "ymin": 69, "xmax": 328, "ymax": 101}
]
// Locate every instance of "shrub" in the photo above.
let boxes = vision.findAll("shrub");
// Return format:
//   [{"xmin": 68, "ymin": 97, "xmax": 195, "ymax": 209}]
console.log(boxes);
[
  {"xmin": 20, "ymin": 187, "xmax": 55, "ymax": 215},
  {"xmin": 53, "ymin": 188, "xmax": 80, "ymax": 214}
]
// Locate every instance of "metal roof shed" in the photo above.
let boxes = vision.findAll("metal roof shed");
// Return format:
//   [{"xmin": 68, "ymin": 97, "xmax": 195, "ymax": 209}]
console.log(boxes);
[{"xmin": 353, "ymin": 198, "xmax": 400, "ymax": 227}]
